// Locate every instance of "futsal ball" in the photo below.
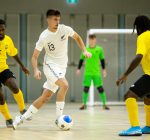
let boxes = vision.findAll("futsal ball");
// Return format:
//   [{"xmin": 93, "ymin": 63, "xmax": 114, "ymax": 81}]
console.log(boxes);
[{"xmin": 57, "ymin": 115, "xmax": 73, "ymax": 130}]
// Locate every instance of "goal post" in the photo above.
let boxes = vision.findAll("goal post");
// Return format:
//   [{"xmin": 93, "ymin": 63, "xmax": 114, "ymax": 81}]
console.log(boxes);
[{"xmin": 86, "ymin": 29, "xmax": 135, "ymax": 106}]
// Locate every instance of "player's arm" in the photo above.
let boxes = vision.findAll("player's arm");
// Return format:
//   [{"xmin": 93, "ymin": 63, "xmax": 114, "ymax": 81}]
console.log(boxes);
[
  {"xmin": 78, "ymin": 59, "xmax": 84, "ymax": 70},
  {"xmin": 100, "ymin": 48, "xmax": 107, "ymax": 77},
  {"xmin": 8, "ymin": 37, "xmax": 29, "ymax": 75},
  {"xmin": 72, "ymin": 32, "xmax": 91, "ymax": 58},
  {"xmin": 76, "ymin": 58, "xmax": 84, "ymax": 76},
  {"xmin": 100, "ymin": 59, "xmax": 105, "ymax": 69},
  {"xmin": 13, "ymin": 55, "xmax": 30, "ymax": 75},
  {"xmin": 76, "ymin": 51, "xmax": 85, "ymax": 75},
  {"xmin": 31, "ymin": 49, "xmax": 41, "ymax": 80},
  {"xmin": 116, "ymin": 54, "xmax": 143, "ymax": 86},
  {"xmin": 77, "ymin": 52, "xmax": 85, "ymax": 70},
  {"xmin": 100, "ymin": 59, "xmax": 107, "ymax": 78}
]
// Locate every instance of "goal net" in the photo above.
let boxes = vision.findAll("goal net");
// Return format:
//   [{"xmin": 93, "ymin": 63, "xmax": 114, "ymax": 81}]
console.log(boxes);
[{"xmin": 86, "ymin": 29, "xmax": 135, "ymax": 106}]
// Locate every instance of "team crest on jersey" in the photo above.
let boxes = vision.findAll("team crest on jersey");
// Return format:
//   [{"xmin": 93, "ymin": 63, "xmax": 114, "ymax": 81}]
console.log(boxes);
[
  {"xmin": 61, "ymin": 34, "xmax": 66, "ymax": 41},
  {"xmin": 59, "ymin": 72, "xmax": 62, "ymax": 76},
  {"xmin": 5, "ymin": 45, "xmax": 8, "ymax": 49}
]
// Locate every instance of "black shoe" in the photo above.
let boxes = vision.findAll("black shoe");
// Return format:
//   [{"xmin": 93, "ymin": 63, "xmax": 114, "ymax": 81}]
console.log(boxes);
[
  {"xmin": 79, "ymin": 105, "xmax": 87, "ymax": 110},
  {"xmin": 103, "ymin": 105, "xmax": 110, "ymax": 110},
  {"xmin": 20, "ymin": 109, "xmax": 32, "ymax": 121},
  {"xmin": 6, "ymin": 119, "xmax": 13, "ymax": 128}
]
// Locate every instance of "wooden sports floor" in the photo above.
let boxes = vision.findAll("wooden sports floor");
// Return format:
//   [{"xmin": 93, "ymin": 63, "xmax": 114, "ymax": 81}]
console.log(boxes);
[{"xmin": 0, "ymin": 103, "xmax": 150, "ymax": 140}]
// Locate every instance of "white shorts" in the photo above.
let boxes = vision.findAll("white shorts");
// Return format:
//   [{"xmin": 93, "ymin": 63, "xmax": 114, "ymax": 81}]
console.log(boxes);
[{"xmin": 43, "ymin": 63, "xmax": 66, "ymax": 93}]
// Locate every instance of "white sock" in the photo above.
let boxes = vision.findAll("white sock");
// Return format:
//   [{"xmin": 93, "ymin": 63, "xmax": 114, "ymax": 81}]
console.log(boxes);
[
  {"xmin": 56, "ymin": 102, "xmax": 65, "ymax": 118},
  {"xmin": 22, "ymin": 105, "xmax": 38, "ymax": 120}
]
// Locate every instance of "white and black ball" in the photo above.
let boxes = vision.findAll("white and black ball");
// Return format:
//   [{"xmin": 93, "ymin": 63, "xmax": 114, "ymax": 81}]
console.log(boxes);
[{"xmin": 57, "ymin": 115, "xmax": 73, "ymax": 130}]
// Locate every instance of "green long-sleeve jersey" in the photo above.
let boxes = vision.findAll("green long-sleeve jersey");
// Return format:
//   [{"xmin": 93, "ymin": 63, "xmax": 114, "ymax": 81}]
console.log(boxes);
[{"xmin": 80, "ymin": 45, "xmax": 105, "ymax": 76}]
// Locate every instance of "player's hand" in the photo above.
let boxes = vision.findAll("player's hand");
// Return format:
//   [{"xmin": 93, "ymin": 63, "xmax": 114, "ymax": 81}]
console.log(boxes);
[
  {"xmin": 116, "ymin": 74, "xmax": 128, "ymax": 86},
  {"xmin": 102, "ymin": 69, "xmax": 107, "ymax": 78},
  {"xmin": 76, "ymin": 69, "xmax": 81, "ymax": 76},
  {"xmin": 83, "ymin": 50, "xmax": 92, "ymax": 58},
  {"xmin": 34, "ymin": 69, "xmax": 41, "ymax": 80},
  {"xmin": 22, "ymin": 67, "xmax": 30, "ymax": 76}
]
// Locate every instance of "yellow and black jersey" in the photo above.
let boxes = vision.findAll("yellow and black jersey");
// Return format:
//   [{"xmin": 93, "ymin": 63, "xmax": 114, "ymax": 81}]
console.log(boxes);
[
  {"xmin": 136, "ymin": 30, "xmax": 150, "ymax": 76},
  {"xmin": 0, "ymin": 35, "xmax": 18, "ymax": 73}
]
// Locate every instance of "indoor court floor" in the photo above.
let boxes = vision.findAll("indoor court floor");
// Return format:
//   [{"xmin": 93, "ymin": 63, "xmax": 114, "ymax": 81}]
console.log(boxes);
[{"xmin": 0, "ymin": 103, "xmax": 150, "ymax": 140}]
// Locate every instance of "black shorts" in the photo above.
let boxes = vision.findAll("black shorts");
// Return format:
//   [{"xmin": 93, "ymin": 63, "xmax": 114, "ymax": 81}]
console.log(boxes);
[
  {"xmin": 0, "ymin": 69, "xmax": 16, "ymax": 87},
  {"xmin": 130, "ymin": 74, "xmax": 150, "ymax": 98}
]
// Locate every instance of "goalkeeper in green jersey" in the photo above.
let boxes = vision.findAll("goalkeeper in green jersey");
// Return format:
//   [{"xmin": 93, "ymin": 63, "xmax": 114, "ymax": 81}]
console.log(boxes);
[{"xmin": 76, "ymin": 34, "xmax": 109, "ymax": 110}]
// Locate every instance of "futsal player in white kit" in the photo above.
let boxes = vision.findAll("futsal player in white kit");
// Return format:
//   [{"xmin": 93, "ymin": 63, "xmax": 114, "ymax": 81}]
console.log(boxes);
[{"xmin": 13, "ymin": 9, "xmax": 91, "ymax": 129}]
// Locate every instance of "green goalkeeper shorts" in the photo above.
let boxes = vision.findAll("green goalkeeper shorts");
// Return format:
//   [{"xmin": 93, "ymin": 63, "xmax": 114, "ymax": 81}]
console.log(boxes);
[{"xmin": 83, "ymin": 75, "xmax": 103, "ymax": 87}]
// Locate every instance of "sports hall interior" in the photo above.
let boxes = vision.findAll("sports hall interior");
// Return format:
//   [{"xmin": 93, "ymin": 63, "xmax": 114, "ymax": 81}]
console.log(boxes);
[{"xmin": 0, "ymin": 0, "xmax": 150, "ymax": 140}]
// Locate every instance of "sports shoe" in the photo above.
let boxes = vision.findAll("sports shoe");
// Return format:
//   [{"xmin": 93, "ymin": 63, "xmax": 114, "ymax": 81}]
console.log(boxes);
[
  {"xmin": 6, "ymin": 119, "xmax": 13, "ymax": 128},
  {"xmin": 13, "ymin": 116, "xmax": 23, "ymax": 130},
  {"xmin": 119, "ymin": 126, "xmax": 142, "ymax": 136},
  {"xmin": 20, "ymin": 109, "xmax": 32, "ymax": 121},
  {"xmin": 103, "ymin": 105, "xmax": 110, "ymax": 110},
  {"xmin": 79, "ymin": 105, "xmax": 87, "ymax": 110},
  {"xmin": 141, "ymin": 126, "xmax": 150, "ymax": 134}
]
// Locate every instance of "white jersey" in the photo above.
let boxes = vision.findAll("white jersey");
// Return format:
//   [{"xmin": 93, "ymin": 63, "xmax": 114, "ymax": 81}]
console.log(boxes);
[{"xmin": 35, "ymin": 24, "xmax": 75, "ymax": 68}]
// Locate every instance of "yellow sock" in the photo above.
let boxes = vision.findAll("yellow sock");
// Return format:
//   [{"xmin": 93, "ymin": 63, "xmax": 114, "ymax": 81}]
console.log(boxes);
[
  {"xmin": 0, "ymin": 102, "xmax": 12, "ymax": 120},
  {"xmin": 144, "ymin": 104, "xmax": 150, "ymax": 127},
  {"xmin": 13, "ymin": 89, "xmax": 25, "ymax": 112},
  {"xmin": 125, "ymin": 98, "xmax": 140, "ymax": 127}
]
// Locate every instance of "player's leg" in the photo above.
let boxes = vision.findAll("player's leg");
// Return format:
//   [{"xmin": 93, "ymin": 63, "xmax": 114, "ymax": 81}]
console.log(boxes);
[
  {"xmin": 0, "ymin": 70, "xmax": 13, "ymax": 127},
  {"xmin": 33, "ymin": 89, "xmax": 53, "ymax": 109},
  {"xmin": 119, "ymin": 90, "xmax": 141, "ymax": 136},
  {"xmin": 20, "ymin": 88, "xmax": 53, "ymax": 119},
  {"xmin": 55, "ymin": 78, "xmax": 68, "ymax": 118},
  {"xmin": 119, "ymin": 75, "xmax": 150, "ymax": 136},
  {"xmin": 44, "ymin": 64, "xmax": 68, "ymax": 119},
  {"xmin": 5, "ymin": 78, "xmax": 26, "ymax": 113},
  {"xmin": 80, "ymin": 86, "xmax": 90, "ymax": 110},
  {"xmin": 97, "ymin": 86, "xmax": 109, "ymax": 110},
  {"xmin": 0, "ymin": 86, "xmax": 13, "ymax": 128},
  {"xmin": 142, "ymin": 95, "xmax": 150, "ymax": 134},
  {"xmin": 93, "ymin": 75, "xmax": 109, "ymax": 110},
  {"xmin": 80, "ymin": 75, "xmax": 91, "ymax": 110},
  {"xmin": 13, "ymin": 64, "xmax": 64, "ymax": 129},
  {"xmin": 13, "ymin": 88, "xmax": 53, "ymax": 129},
  {"xmin": 124, "ymin": 90, "xmax": 140, "ymax": 126},
  {"xmin": 3, "ymin": 69, "xmax": 26, "ymax": 113}
]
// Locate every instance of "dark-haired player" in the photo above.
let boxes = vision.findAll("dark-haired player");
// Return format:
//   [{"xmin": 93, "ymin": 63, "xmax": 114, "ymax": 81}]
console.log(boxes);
[
  {"xmin": 13, "ymin": 9, "xmax": 91, "ymax": 129},
  {"xmin": 117, "ymin": 15, "xmax": 150, "ymax": 136},
  {"xmin": 0, "ymin": 19, "xmax": 30, "ymax": 127}
]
